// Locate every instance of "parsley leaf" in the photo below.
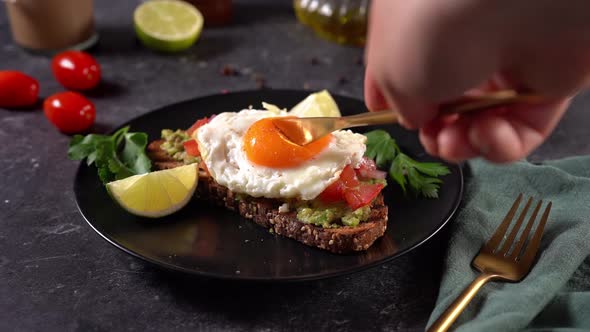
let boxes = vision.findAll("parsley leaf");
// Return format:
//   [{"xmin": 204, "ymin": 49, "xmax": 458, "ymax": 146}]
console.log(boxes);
[
  {"xmin": 121, "ymin": 132, "xmax": 151, "ymax": 174},
  {"xmin": 364, "ymin": 130, "xmax": 399, "ymax": 167},
  {"xmin": 68, "ymin": 126, "xmax": 152, "ymax": 184},
  {"xmin": 364, "ymin": 130, "xmax": 450, "ymax": 198}
]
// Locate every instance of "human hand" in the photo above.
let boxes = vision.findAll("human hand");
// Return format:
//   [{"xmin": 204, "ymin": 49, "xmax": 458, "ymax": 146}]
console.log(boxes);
[{"xmin": 364, "ymin": 0, "xmax": 590, "ymax": 163}]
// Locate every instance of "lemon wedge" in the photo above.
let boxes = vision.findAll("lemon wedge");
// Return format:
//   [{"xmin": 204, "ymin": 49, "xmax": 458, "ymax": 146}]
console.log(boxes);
[
  {"xmin": 289, "ymin": 90, "xmax": 341, "ymax": 117},
  {"xmin": 106, "ymin": 164, "xmax": 198, "ymax": 218},
  {"xmin": 262, "ymin": 102, "xmax": 286, "ymax": 114}
]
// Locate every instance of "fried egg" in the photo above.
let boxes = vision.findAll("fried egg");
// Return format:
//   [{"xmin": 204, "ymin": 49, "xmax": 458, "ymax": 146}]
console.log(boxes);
[{"xmin": 195, "ymin": 109, "xmax": 366, "ymax": 200}]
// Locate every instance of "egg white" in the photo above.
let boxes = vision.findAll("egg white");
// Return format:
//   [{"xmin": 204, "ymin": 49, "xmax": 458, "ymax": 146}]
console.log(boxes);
[{"xmin": 195, "ymin": 109, "xmax": 367, "ymax": 200}]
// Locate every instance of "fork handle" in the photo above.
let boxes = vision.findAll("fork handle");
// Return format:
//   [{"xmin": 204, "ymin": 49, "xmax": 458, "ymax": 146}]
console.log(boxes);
[{"xmin": 427, "ymin": 273, "xmax": 497, "ymax": 332}]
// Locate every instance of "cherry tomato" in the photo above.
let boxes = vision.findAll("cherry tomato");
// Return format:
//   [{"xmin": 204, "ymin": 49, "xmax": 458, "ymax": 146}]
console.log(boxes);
[
  {"xmin": 51, "ymin": 51, "xmax": 101, "ymax": 90},
  {"xmin": 0, "ymin": 71, "xmax": 39, "ymax": 108},
  {"xmin": 43, "ymin": 92, "xmax": 95, "ymax": 134},
  {"xmin": 186, "ymin": 116, "xmax": 212, "ymax": 136},
  {"xmin": 183, "ymin": 139, "xmax": 200, "ymax": 156}
]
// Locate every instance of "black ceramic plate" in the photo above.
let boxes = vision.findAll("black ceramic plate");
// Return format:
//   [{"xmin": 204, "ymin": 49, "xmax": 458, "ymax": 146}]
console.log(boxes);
[{"xmin": 74, "ymin": 90, "xmax": 463, "ymax": 282}]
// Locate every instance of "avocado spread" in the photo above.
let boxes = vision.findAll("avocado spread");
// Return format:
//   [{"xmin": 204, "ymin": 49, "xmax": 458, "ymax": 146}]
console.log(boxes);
[
  {"xmin": 296, "ymin": 204, "xmax": 371, "ymax": 228},
  {"xmin": 160, "ymin": 129, "xmax": 200, "ymax": 165}
]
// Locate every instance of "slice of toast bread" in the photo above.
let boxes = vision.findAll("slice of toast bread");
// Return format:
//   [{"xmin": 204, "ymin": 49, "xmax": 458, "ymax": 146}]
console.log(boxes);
[{"xmin": 147, "ymin": 140, "xmax": 388, "ymax": 253}]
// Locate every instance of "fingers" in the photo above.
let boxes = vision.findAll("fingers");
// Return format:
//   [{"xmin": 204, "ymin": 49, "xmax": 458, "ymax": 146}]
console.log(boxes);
[
  {"xmin": 420, "ymin": 99, "xmax": 570, "ymax": 163},
  {"xmin": 420, "ymin": 114, "xmax": 480, "ymax": 162},
  {"xmin": 364, "ymin": 71, "xmax": 389, "ymax": 111},
  {"xmin": 468, "ymin": 111, "xmax": 533, "ymax": 163},
  {"xmin": 419, "ymin": 114, "xmax": 459, "ymax": 157},
  {"xmin": 470, "ymin": 100, "xmax": 570, "ymax": 163}
]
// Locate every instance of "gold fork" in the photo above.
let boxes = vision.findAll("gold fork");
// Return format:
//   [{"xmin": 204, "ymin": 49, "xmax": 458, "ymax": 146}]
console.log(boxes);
[
  {"xmin": 273, "ymin": 90, "xmax": 543, "ymax": 146},
  {"xmin": 428, "ymin": 194, "xmax": 553, "ymax": 332}
]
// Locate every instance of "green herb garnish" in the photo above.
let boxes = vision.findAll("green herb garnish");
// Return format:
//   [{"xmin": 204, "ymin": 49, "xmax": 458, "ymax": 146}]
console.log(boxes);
[
  {"xmin": 364, "ymin": 130, "xmax": 450, "ymax": 198},
  {"xmin": 68, "ymin": 126, "xmax": 152, "ymax": 184}
]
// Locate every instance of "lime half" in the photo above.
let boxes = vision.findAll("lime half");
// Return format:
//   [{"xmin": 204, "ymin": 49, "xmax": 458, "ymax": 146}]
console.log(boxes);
[
  {"xmin": 134, "ymin": 0, "xmax": 204, "ymax": 52},
  {"xmin": 289, "ymin": 90, "xmax": 342, "ymax": 117},
  {"xmin": 106, "ymin": 164, "xmax": 198, "ymax": 218}
]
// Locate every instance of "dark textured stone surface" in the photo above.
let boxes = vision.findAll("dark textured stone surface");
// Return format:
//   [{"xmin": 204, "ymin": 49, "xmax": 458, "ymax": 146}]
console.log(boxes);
[{"xmin": 1, "ymin": 1, "xmax": 589, "ymax": 331}]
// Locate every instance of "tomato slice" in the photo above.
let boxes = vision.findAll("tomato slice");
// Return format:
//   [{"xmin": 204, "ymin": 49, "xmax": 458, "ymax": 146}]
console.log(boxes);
[
  {"xmin": 187, "ymin": 116, "xmax": 212, "ymax": 136},
  {"xmin": 344, "ymin": 183, "xmax": 385, "ymax": 210},
  {"xmin": 183, "ymin": 139, "xmax": 200, "ymax": 157},
  {"xmin": 339, "ymin": 165, "xmax": 359, "ymax": 187},
  {"xmin": 318, "ymin": 180, "xmax": 345, "ymax": 204},
  {"xmin": 318, "ymin": 164, "xmax": 384, "ymax": 209},
  {"xmin": 319, "ymin": 165, "xmax": 356, "ymax": 204}
]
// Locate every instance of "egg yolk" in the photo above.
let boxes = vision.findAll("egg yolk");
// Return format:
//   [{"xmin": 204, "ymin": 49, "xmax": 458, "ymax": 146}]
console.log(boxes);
[{"xmin": 243, "ymin": 117, "xmax": 332, "ymax": 168}]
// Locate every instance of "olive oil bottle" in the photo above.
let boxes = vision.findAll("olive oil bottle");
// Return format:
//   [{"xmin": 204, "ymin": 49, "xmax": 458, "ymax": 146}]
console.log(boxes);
[{"xmin": 293, "ymin": 0, "xmax": 370, "ymax": 47}]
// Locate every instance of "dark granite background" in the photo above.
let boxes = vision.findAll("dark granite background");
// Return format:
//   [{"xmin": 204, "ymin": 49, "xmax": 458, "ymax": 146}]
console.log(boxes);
[{"xmin": 1, "ymin": 1, "xmax": 589, "ymax": 331}]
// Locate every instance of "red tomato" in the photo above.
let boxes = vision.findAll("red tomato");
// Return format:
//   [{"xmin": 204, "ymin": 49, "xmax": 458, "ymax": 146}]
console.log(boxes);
[
  {"xmin": 186, "ymin": 116, "xmax": 212, "ymax": 136},
  {"xmin": 339, "ymin": 165, "xmax": 359, "ymax": 187},
  {"xmin": 318, "ymin": 180, "xmax": 345, "ymax": 204},
  {"xmin": 319, "ymin": 164, "xmax": 385, "ymax": 209},
  {"xmin": 183, "ymin": 139, "xmax": 200, "ymax": 156},
  {"xmin": 0, "ymin": 71, "xmax": 39, "ymax": 108},
  {"xmin": 51, "ymin": 51, "xmax": 101, "ymax": 90},
  {"xmin": 344, "ymin": 183, "xmax": 385, "ymax": 210},
  {"xmin": 43, "ymin": 92, "xmax": 95, "ymax": 134},
  {"xmin": 319, "ymin": 165, "xmax": 357, "ymax": 204}
]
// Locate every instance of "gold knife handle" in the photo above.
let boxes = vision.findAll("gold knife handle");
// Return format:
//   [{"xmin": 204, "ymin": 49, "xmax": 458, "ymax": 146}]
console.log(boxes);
[
  {"xmin": 342, "ymin": 90, "xmax": 541, "ymax": 129},
  {"xmin": 440, "ymin": 90, "xmax": 544, "ymax": 114},
  {"xmin": 276, "ymin": 89, "xmax": 543, "ymax": 146},
  {"xmin": 427, "ymin": 273, "xmax": 497, "ymax": 332},
  {"xmin": 341, "ymin": 110, "xmax": 399, "ymax": 128}
]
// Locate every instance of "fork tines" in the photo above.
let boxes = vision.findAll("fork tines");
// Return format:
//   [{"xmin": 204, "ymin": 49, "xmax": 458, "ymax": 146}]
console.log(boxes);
[{"xmin": 483, "ymin": 193, "xmax": 552, "ymax": 263}]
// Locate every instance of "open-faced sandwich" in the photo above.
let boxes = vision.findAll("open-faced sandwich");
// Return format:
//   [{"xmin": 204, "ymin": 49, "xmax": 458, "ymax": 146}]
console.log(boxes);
[
  {"xmin": 69, "ymin": 90, "xmax": 449, "ymax": 254},
  {"xmin": 147, "ymin": 95, "xmax": 389, "ymax": 253}
]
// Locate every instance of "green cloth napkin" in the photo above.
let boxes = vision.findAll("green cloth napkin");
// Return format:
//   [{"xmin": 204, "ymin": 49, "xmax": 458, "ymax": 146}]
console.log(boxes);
[{"xmin": 427, "ymin": 156, "xmax": 590, "ymax": 331}]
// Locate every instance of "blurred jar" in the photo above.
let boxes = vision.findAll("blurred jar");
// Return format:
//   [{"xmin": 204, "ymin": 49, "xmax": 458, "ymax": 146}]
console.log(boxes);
[
  {"xmin": 182, "ymin": 0, "xmax": 233, "ymax": 26},
  {"xmin": 4, "ymin": 0, "xmax": 98, "ymax": 54},
  {"xmin": 293, "ymin": 0, "xmax": 369, "ymax": 47}
]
